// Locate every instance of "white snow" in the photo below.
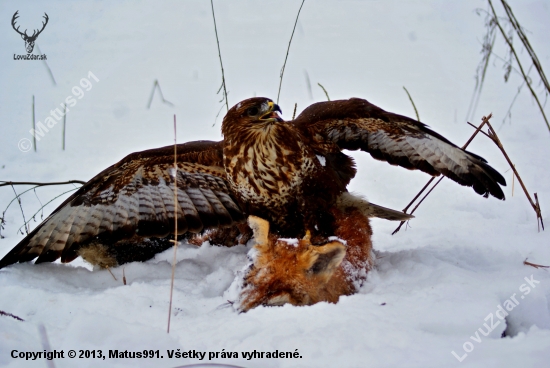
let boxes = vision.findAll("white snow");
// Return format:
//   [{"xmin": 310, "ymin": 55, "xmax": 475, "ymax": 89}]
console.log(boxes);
[
  {"xmin": 316, "ymin": 155, "xmax": 326, "ymax": 166},
  {"xmin": 1, "ymin": 1, "xmax": 550, "ymax": 367},
  {"xmin": 278, "ymin": 238, "xmax": 300, "ymax": 247},
  {"xmin": 328, "ymin": 236, "xmax": 347, "ymax": 246}
]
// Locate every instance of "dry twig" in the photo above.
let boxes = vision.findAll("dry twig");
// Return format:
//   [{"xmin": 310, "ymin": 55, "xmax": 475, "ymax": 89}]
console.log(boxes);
[
  {"xmin": 392, "ymin": 114, "xmax": 492, "ymax": 235},
  {"xmin": 147, "ymin": 80, "xmax": 174, "ymax": 109},
  {"xmin": 36, "ymin": 44, "xmax": 56, "ymax": 86},
  {"xmin": 210, "ymin": 0, "xmax": 229, "ymax": 112},
  {"xmin": 38, "ymin": 325, "xmax": 56, "ymax": 368},
  {"xmin": 487, "ymin": 0, "xmax": 549, "ymax": 131},
  {"xmin": 0, "ymin": 180, "xmax": 85, "ymax": 188},
  {"xmin": 318, "ymin": 83, "xmax": 330, "ymax": 101},
  {"xmin": 168, "ymin": 114, "xmax": 178, "ymax": 333},
  {"xmin": 523, "ymin": 258, "xmax": 549, "ymax": 269},
  {"xmin": 32, "ymin": 95, "xmax": 36, "ymax": 152},
  {"xmin": 403, "ymin": 86, "xmax": 420, "ymax": 122},
  {"xmin": 0, "ymin": 181, "xmax": 83, "ymax": 238},
  {"xmin": 304, "ymin": 70, "xmax": 313, "ymax": 99},
  {"xmin": 483, "ymin": 119, "xmax": 544, "ymax": 230},
  {"xmin": 62, "ymin": 103, "xmax": 67, "ymax": 150},
  {"xmin": 16, "ymin": 188, "xmax": 80, "ymax": 235},
  {"xmin": 277, "ymin": 0, "xmax": 306, "ymax": 104},
  {"xmin": 0, "ymin": 310, "xmax": 25, "ymax": 321}
]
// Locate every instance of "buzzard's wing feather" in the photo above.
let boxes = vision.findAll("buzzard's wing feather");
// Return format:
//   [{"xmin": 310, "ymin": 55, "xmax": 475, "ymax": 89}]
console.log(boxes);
[
  {"xmin": 294, "ymin": 98, "xmax": 506, "ymax": 199},
  {"xmin": 0, "ymin": 140, "xmax": 245, "ymax": 269}
]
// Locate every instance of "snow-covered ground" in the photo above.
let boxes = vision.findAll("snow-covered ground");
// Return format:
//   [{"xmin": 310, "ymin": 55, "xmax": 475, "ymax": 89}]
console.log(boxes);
[{"xmin": 1, "ymin": 1, "xmax": 549, "ymax": 367}]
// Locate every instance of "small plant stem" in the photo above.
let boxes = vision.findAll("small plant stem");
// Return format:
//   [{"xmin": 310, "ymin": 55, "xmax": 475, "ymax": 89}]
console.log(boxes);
[
  {"xmin": 210, "ymin": 0, "xmax": 229, "ymax": 112},
  {"xmin": 318, "ymin": 83, "xmax": 330, "ymax": 101},
  {"xmin": 277, "ymin": 0, "xmax": 306, "ymax": 104},
  {"xmin": 487, "ymin": 0, "xmax": 549, "ymax": 132},
  {"xmin": 403, "ymin": 86, "xmax": 420, "ymax": 122},
  {"xmin": 168, "ymin": 114, "xmax": 178, "ymax": 333},
  {"xmin": 392, "ymin": 114, "xmax": 492, "ymax": 235}
]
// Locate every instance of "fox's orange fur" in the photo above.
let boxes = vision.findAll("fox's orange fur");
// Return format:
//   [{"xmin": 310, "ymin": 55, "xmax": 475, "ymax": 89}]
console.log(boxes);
[{"xmin": 236, "ymin": 206, "xmax": 373, "ymax": 311}]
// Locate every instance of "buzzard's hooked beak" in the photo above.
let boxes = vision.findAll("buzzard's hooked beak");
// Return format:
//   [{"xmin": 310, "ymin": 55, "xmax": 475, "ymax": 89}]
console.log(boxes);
[{"xmin": 260, "ymin": 101, "xmax": 283, "ymax": 122}]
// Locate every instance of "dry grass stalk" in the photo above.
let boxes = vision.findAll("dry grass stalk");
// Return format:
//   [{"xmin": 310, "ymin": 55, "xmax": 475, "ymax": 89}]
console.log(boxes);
[
  {"xmin": 403, "ymin": 86, "xmax": 420, "ymax": 122},
  {"xmin": 523, "ymin": 258, "xmax": 549, "ymax": 269},
  {"xmin": 107, "ymin": 268, "xmax": 117, "ymax": 281},
  {"xmin": 292, "ymin": 103, "xmax": 298, "ymax": 120},
  {"xmin": 467, "ymin": 9, "xmax": 496, "ymax": 123},
  {"xmin": 276, "ymin": 0, "xmax": 306, "ymax": 104},
  {"xmin": 38, "ymin": 324, "xmax": 56, "ymax": 368},
  {"xmin": 210, "ymin": 0, "xmax": 229, "ymax": 112},
  {"xmin": 0, "ymin": 180, "xmax": 86, "ymax": 188},
  {"xmin": 486, "ymin": 0, "xmax": 549, "ymax": 131},
  {"xmin": 392, "ymin": 114, "xmax": 493, "ymax": 235},
  {"xmin": 14, "ymin": 188, "xmax": 79, "ymax": 236},
  {"xmin": 62, "ymin": 103, "xmax": 66, "ymax": 150},
  {"xmin": 167, "ymin": 114, "xmax": 178, "ymax": 333},
  {"xmin": 482, "ymin": 120, "xmax": 544, "ymax": 231},
  {"xmin": 512, "ymin": 164, "xmax": 515, "ymax": 196},
  {"xmin": 498, "ymin": 0, "xmax": 550, "ymax": 93},
  {"xmin": 32, "ymin": 95, "xmax": 36, "ymax": 152},
  {"xmin": 304, "ymin": 70, "xmax": 313, "ymax": 99},
  {"xmin": 9, "ymin": 184, "xmax": 28, "ymax": 235},
  {"xmin": 318, "ymin": 83, "xmax": 330, "ymax": 101},
  {"xmin": 147, "ymin": 80, "xmax": 174, "ymax": 109},
  {"xmin": 1, "ymin": 181, "xmax": 84, "ymax": 238},
  {"xmin": 0, "ymin": 310, "xmax": 25, "ymax": 321},
  {"xmin": 36, "ymin": 44, "xmax": 56, "ymax": 86}
]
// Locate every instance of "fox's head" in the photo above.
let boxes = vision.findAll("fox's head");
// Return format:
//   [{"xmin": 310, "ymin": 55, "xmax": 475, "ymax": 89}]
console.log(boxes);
[{"xmin": 236, "ymin": 216, "xmax": 347, "ymax": 312}]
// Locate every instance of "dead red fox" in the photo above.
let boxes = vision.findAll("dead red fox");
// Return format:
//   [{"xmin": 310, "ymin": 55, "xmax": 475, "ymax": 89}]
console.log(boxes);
[{"xmin": 234, "ymin": 205, "xmax": 375, "ymax": 311}]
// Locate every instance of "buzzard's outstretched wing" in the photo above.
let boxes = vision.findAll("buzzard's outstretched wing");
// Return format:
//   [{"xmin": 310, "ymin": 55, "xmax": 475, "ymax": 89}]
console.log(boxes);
[
  {"xmin": 293, "ymin": 98, "xmax": 506, "ymax": 200},
  {"xmin": 0, "ymin": 140, "xmax": 245, "ymax": 269}
]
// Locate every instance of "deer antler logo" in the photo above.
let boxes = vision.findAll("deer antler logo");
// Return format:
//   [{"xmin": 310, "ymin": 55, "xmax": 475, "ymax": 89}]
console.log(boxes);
[{"xmin": 12, "ymin": 10, "xmax": 49, "ymax": 54}]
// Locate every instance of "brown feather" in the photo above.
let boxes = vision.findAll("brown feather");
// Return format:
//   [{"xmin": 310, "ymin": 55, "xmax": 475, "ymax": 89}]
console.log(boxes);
[{"xmin": 0, "ymin": 97, "xmax": 506, "ymax": 270}]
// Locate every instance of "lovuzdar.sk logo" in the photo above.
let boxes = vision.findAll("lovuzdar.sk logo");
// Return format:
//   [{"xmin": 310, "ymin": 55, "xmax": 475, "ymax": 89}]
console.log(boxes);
[{"xmin": 12, "ymin": 10, "xmax": 49, "ymax": 60}]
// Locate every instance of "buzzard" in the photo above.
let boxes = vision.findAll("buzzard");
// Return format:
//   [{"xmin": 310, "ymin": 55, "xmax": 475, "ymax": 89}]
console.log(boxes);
[{"xmin": 0, "ymin": 97, "xmax": 505, "ymax": 269}]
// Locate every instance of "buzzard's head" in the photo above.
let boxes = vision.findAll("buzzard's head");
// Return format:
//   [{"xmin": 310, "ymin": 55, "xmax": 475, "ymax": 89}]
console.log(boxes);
[{"xmin": 222, "ymin": 98, "xmax": 283, "ymax": 137}]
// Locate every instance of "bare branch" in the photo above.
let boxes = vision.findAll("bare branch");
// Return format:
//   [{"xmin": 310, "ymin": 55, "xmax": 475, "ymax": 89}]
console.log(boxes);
[
  {"xmin": 488, "ymin": 0, "xmax": 550, "ymax": 131},
  {"xmin": 500, "ymin": 0, "xmax": 550, "ymax": 93},
  {"xmin": 524, "ymin": 258, "xmax": 549, "ymax": 269},
  {"xmin": 16, "ymin": 187, "xmax": 79, "ymax": 235},
  {"xmin": 9, "ymin": 184, "xmax": 28, "ymax": 235},
  {"xmin": 0, "ymin": 310, "xmax": 24, "ymax": 321},
  {"xmin": 392, "ymin": 114, "xmax": 493, "ymax": 235},
  {"xmin": 484, "ymin": 120, "xmax": 544, "ymax": 230},
  {"xmin": 277, "ymin": 0, "xmax": 306, "ymax": 104},
  {"xmin": 32, "ymin": 95, "xmax": 36, "ymax": 152},
  {"xmin": 168, "ymin": 114, "xmax": 178, "ymax": 334},
  {"xmin": 0, "ymin": 180, "xmax": 85, "ymax": 187},
  {"xmin": 210, "ymin": 0, "xmax": 229, "ymax": 112},
  {"xmin": 147, "ymin": 80, "xmax": 174, "ymax": 109},
  {"xmin": 36, "ymin": 44, "xmax": 56, "ymax": 86}
]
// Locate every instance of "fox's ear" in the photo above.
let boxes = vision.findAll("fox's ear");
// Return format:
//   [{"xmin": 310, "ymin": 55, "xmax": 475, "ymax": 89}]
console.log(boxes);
[
  {"xmin": 248, "ymin": 215, "xmax": 269, "ymax": 246},
  {"xmin": 307, "ymin": 242, "xmax": 346, "ymax": 277}
]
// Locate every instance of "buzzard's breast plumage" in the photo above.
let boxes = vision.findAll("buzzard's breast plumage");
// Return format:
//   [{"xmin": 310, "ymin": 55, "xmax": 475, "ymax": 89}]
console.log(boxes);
[{"xmin": 224, "ymin": 124, "xmax": 315, "ymax": 208}]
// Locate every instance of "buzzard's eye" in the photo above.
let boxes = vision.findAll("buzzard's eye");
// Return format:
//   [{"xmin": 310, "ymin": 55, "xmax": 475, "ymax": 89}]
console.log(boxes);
[{"xmin": 247, "ymin": 107, "xmax": 259, "ymax": 117}]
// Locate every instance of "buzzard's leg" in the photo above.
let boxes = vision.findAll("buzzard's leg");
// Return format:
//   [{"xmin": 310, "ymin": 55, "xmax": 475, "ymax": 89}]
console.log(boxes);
[
  {"xmin": 187, "ymin": 223, "xmax": 252, "ymax": 247},
  {"xmin": 76, "ymin": 236, "xmax": 174, "ymax": 268}
]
